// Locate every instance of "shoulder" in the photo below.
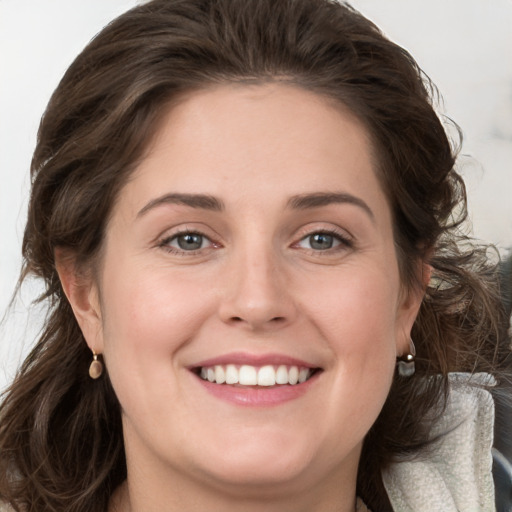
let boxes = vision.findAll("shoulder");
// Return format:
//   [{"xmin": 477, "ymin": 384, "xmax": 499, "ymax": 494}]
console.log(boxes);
[
  {"xmin": 0, "ymin": 503, "xmax": 14, "ymax": 512},
  {"xmin": 382, "ymin": 373, "xmax": 496, "ymax": 512}
]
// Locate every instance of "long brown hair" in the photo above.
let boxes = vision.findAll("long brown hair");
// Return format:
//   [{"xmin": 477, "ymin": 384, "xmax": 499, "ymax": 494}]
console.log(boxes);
[{"xmin": 0, "ymin": 1, "xmax": 508, "ymax": 510}]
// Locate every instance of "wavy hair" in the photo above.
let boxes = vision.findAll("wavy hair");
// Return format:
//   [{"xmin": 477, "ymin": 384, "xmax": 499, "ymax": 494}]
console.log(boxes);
[{"xmin": 0, "ymin": 0, "xmax": 509, "ymax": 510}]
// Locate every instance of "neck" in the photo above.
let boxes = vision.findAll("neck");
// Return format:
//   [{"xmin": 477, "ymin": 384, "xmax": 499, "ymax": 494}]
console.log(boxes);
[
  {"xmin": 109, "ymin": 468, "xmax": 356, "ymax": 512},
  {"xmin": 109, "ymin": 461, "xmax": 360, "ymax": 512},
  {"xmin": 111, "ymin": 421, "xmax": 362, "ymax": 512},
  {"xmin": 111, "ymin": 484, "xmax": 359, "ymax": 512}
]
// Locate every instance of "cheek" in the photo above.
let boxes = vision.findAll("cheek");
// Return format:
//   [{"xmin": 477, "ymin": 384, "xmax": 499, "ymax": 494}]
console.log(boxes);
[
  {"xmin": 96, "ymin": 264, "xmax": 218, "ymax": 425},
  {"xmin": 305, "ymin": 265, "xmax": 401, "ymax": 352},
  {"xmin": 328, "ymin": 282, "xmax": 398, "ymax": 368},
  {"xmin": 301, "ymin": 263, "xmax": 400, "ymax": 416},
  {"xmin": 98, "ymin": 262, "xmax": 215, "ymax": 366}
]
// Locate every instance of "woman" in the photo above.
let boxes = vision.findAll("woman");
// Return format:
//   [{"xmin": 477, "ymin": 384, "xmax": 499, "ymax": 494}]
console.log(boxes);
[{"xmin": 0, "ymin": 0, "xmax": 508, "ymax": 510}]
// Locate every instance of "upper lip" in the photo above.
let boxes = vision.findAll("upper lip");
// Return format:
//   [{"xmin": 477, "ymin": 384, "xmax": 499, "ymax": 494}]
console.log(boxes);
[{"xmin": 189, "ymin": 352, "xmax": 320, "ymax": 369}]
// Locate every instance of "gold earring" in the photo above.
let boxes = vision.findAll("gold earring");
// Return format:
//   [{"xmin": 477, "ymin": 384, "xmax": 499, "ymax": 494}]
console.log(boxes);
[{"xmin": 89, "ymin": 351, "xmax": 103, "ymax": 379}]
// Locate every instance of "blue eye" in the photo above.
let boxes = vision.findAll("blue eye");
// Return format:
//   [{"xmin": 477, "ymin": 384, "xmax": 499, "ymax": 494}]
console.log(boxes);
[
  {"xmin": 175, "ymin": 233, "xmax": 204, "ymax": 250},
  {"xmin": 297, "ymin": 231, "xmax": 349, "ymax": 251},
  {"xmin": 308, "ymin": 233, "xmax": 336, "ymax": 250},
  {"xmin": 162, "ymin": 232, "xmax": 212, "ymax": 252}
]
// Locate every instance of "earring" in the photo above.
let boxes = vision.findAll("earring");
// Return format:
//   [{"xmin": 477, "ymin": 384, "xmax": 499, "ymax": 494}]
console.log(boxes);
[
  {"xmin": 397, "ymin": 338, "xmax": 416, "ymax": 377},
  {"xmin": 89, "ymin": 350, "xmax": 103, "ymax": 379}
]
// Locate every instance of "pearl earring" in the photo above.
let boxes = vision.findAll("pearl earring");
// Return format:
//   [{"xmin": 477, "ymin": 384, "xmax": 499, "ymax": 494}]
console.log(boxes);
[{"xmin": 397, "ymin": 338, "xmax": 416, "ymax": 377}]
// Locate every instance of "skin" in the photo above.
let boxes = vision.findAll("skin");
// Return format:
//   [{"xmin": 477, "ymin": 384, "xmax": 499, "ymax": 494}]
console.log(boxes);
[{"xmin": 58, "ymin": 84, "xmax": 424, "ymax": 512}]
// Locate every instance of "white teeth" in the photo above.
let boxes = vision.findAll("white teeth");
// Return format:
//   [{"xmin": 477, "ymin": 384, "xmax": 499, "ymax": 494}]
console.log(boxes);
[
  {"xmin": 239, "ymin": 365, "xmax": 257, "ymax": 385},
  {"xmin": 199, "ymin": 364, "xmax": 313, "ymax": 386},
  {"xmin": 214, "ymin": 365, "xmax": 226, "ymax": 384},
  {"xmin": 288, "ymin": 366, "xmax": 299, "ymax": 385},
  {"xmin": 257, "ymin": 365, "xmax": 276, "ymax": 386},
  {"xmin": 225, "ymin": 364, "xmax": 238, "ymax": 384},
  {"xmin": 275, "ymin": 365, "xmax": 289, "ymax": 385},
  {"xmin": 298, "ymin": 367, "xmax": 309, "ymax": 383}
]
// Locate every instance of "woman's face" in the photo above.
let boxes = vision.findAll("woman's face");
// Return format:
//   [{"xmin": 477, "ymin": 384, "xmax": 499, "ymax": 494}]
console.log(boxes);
[{"xmin": 77, "ymin": 84, "xmax": 421, "ymax": 498}]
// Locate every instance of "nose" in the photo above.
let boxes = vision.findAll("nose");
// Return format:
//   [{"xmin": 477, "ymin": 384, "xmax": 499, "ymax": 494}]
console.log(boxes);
[{"xmin": 218, "ymin": 246, "xmax": 296, "ymax": 331}]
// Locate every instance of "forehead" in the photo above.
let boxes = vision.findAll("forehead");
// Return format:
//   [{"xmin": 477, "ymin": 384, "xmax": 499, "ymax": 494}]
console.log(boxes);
[
  {"xmin": 101, "ymin": 83, "xmax": 397, "ymax": 245},
  {"xmin": 128, "ymin": 84, "xmax": 383, "ymax": 200}
]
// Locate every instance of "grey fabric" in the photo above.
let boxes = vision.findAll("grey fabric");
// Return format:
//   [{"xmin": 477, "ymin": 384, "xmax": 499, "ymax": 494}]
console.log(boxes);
[{"xmin": 382, "ymin": 373, "xmax": 496, "ymax": 512}]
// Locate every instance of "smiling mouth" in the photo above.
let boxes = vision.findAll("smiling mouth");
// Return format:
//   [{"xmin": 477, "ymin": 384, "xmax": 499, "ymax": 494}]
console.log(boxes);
[{"xmin": 195, "ymin": 364, "xmax": 321, "ymax": 387}]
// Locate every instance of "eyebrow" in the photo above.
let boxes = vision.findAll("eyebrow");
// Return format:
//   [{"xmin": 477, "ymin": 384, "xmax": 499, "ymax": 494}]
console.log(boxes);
[
  {"xmin": 136, "ymin": 191, "xmax": 374, "ymax": 221},
  {"xmin": 137, "ymin": 193, "xmax": 224, "ymax": 217},
  {"xmin": 287, "ymin": 192, "xmax": 375, "ymax": 221}
]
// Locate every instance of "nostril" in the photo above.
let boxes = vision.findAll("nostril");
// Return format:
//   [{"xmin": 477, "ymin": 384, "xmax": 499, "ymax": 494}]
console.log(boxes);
[
  {"xmin": 228, "ymin": 315, "xmax": 286, "ymax": 327},
  {"xmin": 223, "ymin": 304, "xmax": 291, "ymax": 328}
]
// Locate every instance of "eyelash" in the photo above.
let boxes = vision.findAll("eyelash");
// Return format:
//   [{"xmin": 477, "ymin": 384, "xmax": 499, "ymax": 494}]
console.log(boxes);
[
  {"xmin": 157, "ymin": 227, "xmax": 353, "ymax": 256},
  {"xmin": 293, "ymin": 228, "xmax": 354, "ymax": 254}
]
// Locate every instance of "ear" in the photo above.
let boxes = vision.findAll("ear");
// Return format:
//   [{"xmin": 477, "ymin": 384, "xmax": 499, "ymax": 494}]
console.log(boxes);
[
  {"xmin": 395, "ymin": 262, "xmax": 432, "ymax": 355},
  {"xmin": 55, "ymin": 247, "xmax": 104, "ymax": 354}
]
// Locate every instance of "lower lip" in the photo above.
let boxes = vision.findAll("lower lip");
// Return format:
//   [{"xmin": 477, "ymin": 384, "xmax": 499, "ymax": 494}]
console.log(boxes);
[{"xmin": 194, "ymin": 373, "xmax": 320, "ymax": 407}]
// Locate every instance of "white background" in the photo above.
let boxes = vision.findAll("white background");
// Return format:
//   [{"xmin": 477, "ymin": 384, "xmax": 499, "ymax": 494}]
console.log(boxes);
[{"xmin": 1, "ymin": 0, "xmax": 512, "ymax": 389}]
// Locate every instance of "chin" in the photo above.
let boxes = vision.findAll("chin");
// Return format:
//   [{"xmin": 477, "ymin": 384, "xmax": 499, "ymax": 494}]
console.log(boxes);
[
  {"xmin": 192, "ymin": 431, "xmax": 325, "ymax": 493},
  {"xmin": 201, "ymin": 459, "xmax": 310, "ymax": 496}
]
